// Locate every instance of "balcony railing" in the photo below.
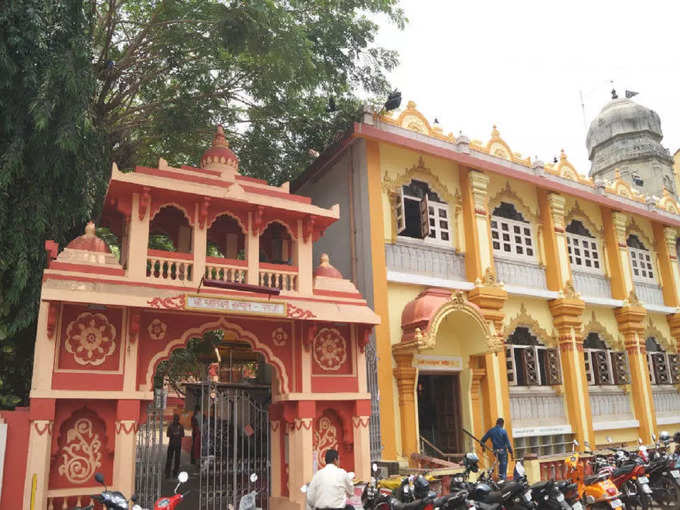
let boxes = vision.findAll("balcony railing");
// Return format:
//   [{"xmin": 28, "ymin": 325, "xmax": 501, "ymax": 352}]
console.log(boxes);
[
  {"xmin": 495, "ymin": 257, "xmax": 547, "ymax": 289},
  {"xmin": 572, "ymin": 269, "xmax": 612, "ymax": 299},
  {"xmin": 589, "ymin": 387, "xmax": 634, "ymax": 423},
  {"xmin": 634, "ymin": 281, "xmax": 665, "ymax": 306},
  {"xmin": 510, "ymin": 387, "xmax": 567, "ymax": 425},
  {"xmin": 385, "ymin": 241, "xmax": 465, "ymax": 281},
  {"xmin": 259, "ymin": 263, "xmax": 298, "ymax": 291},
  {"xmin": 205, "ymin": 256, "xmax": 247, "ymax": 284},
  {"xmin": 146, "ymin": 250, "xmax": 194, "ymax": 282},
  {"xmin": 652, "ymin": 386, "xmax": 680, "ymax": 423}
]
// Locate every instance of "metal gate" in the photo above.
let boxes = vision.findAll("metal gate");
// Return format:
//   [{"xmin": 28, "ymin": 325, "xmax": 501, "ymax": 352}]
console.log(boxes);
[
  {"xmin": 135, "ymin": 403, "xmax": 165, "ymax": 507},
  {"xmin": 191, "ymin": 382, "xmax": 271, "ymax": 510}
]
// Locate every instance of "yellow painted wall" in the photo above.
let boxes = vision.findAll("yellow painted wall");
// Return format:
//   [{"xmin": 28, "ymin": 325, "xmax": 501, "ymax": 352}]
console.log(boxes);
[
  {"xmin": 501, "ymin": 297, "xmax": 557, "ymax": 346},
  {"xmin": 646, "ymin": 312, "xmax": 675, "ymax": 352},
  {"xmin": 582, "ymin": 306, "xmax": 622, "ymax": 349},
  {"xmin": 594, "ymin": 428, "xmax": 641, "ymax": 448}
]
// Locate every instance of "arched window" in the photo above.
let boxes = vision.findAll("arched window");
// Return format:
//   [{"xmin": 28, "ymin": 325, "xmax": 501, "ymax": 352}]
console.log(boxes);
[
  {"xmin": 149, "ymin": 206, "xmax": 193, "ymax": 253},
  {"xmin": 259, "ymin": 222, "xmax": 295, "ymax": 265},
  {"xmin": 627, "ymin": 235, "xmax": 655, "ymax": 283},
  {"xmin": 583, "ymin": 333, "xmax": 629, "ymax": 386},
  {"xmin": 394, "ymin": 180, "xmax": 451, "ymax": 244},
  {"xmin": 566, "ymin": 220, "xmax": 602, "ymax": 273},
  {"xmin": 207, "ymin": 214, "xmax": 245, "ymax": 260},
  {"xmin": 506, "ymin": 327, "xmax": 561, "ymax": 386},
  {"xmin": 491, "ymin": 202, "xmax": 535, "ymax": 261},
  {"xmin": 646, "ymin": 337, "xmax": 680, "ymax": 385}
]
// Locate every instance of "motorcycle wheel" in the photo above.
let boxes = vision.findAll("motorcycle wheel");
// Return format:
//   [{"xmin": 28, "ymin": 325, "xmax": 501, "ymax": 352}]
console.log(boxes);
[
  {"xmin": 650, "ymin": 475, "xmax": 680, "ymax": 510},
  {"xmin": 623, "ymin": 480, "xmax": 650, "ymax": 510}
]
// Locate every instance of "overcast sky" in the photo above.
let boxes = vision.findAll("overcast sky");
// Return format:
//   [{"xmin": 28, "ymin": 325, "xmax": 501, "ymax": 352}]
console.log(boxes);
[{"xmin": 373, "ymin": 0, "xmax": 680, "ymax": 175}]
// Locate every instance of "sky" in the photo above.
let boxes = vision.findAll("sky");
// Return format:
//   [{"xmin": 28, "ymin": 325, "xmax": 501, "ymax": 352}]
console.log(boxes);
[{"xmin": 373, "ymin": 0, "xmax": 680, "ymax": 175}]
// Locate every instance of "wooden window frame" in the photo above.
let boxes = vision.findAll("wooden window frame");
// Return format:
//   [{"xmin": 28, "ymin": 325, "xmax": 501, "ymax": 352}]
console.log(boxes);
[{"xmin": 491, "ymin": 216, "xmax": 536, "ymax": 263}]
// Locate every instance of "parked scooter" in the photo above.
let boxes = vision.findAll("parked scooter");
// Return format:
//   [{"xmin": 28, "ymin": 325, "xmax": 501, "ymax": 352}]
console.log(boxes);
[
  {"xmin": 564, "ymin": 441, "xmax": 622, "ymax": 510},
  {"xmin": 640, "ymin": 432, "xmax": 680, "ymax": 510},
  {"xmin": 239, "ymin": 473, "xmax": 260, "ymax": 510},
  {"xmin": 362, "ymin": 463, "xmax": 392, "ymax": 510},
  {"xmin": 150, "ymin": 471, "xmax": 189, "ymax": 510},
  {"xmin": 72, "ymin": 472, "xmax": 135, "ymax": 510},
  {"xmin": 594, "ymin": 437, "xmax": 651, "ymax": 510}
]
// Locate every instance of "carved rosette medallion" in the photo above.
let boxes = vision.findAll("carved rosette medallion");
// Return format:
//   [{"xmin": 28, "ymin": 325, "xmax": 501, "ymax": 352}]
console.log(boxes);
[
  {"xmin": 65, "ymin": 312, "xmax": 117, "ymax": 366},
  {"xmin": 272, "ymin": 327, "xmax": 288, "ymax": 347},
  {"xmin": 314, "ymin": 416, "xmax": 339, "ymax": 467},
  {"xmin": 57, "ymin": 418, "xmax": 103, "ymax": 484},
  {"xmin": 147, "ymin": 318, "xmax": 167, "ymax": 341},
  {"xmin": 312, "ymin": 328, "xmax": 347, "ymax": 371}
]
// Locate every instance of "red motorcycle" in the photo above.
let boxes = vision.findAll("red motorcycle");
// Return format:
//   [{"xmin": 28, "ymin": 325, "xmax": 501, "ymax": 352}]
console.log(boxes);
[
  {"xmin": 594, "ymin": 439, "xmax": 652, "ymax": 510},
  {"xmin": 139, "ymin": 471, "xmax": 189, "ymax": 510}
]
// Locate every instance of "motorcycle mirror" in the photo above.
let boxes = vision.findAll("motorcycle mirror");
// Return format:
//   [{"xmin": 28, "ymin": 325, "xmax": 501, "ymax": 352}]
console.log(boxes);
[
  {"xmin": 372, "ymin": 463, "xmax": 378, "ymax": 473},
  {"xmin": 178, "ymin": 471, "xmax": 189, "ymax": 484},
  {"xmin": 652, "ymin": 433, "xmax": 657, "ymax": 442},
  {"xmin": 131, "ymin": 494, "xmax": 138, "ymax": 503},
  {"xmin": 94, "ymin": 472, "xmax": 105, "ymax": 485},
  {"xmin": 300, "ymin": 485, "xmax": 308, "ymax": 494},
  {"xmin": 250, "ymin": 473, "xmax": 258, "ymax": 483}
]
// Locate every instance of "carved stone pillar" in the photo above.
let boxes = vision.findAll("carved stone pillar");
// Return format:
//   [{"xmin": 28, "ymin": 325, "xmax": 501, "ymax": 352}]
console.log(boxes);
[
  {"xmin": 392, "ymin": 342, "xmax": 418, "ymax": 461},
  {"xmin": 615, "ymin": 303, "xmax": 657, "ymax": 442},
  {"xmin": 285, "ymin": 401, "xmax": 315, "ymax": 507},
  {"xmin": 113, "ymin": 400, "xmax": 140, "ymax": 500},
  {"xmin": 247, "ymin": 210, "xmax": 260, "ymax": 285},
  {"xmin": 549, "ymin": 297, "xmax": 591, "ymax": 448},
  {"xmin": 352, "ymin": 400, "xmax": 371, "ymax": 482},
  {"xmin": 128, "ymin": 190, "xmax": 151, "ymax": 280}
]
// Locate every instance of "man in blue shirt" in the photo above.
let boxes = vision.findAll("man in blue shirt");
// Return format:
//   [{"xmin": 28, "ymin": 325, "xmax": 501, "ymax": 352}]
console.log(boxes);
[{"xmin": 480, "ymin": 417, "xmax": 513, "ymax": 480}]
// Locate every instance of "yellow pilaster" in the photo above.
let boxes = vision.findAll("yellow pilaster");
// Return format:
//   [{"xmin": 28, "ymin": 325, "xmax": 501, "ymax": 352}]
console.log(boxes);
[
  {"xmin": 538, "ymin": 191, "xmax": 572, "ymax": 291},
  {"xmin": 655, "ymin": 224, "xmax": 680, "ymax": 307},
  {"xmin": 365, "ymin": 140, "xmax": 397, "ymax": 460},
  {"xmin": 616, "ymin": 305, "xmax": 657, "ymax": 442},
  {"xmin": 602, "ymin": 209, "xmax": 634, "ymax": 299},
  {"xmin": 460, "ymin": 168, "xmax": 494, "ymax": 281},
  {"xmin": 550, "ymin": 299, "xmax": 592, "ymax": 447},
  {"xmin": 22, "ymin": 421, "xmax": 52, "ymax": 510},
  {"xmin": 392, "ymin": 342, "xmax": 418, "ymax": 462}
]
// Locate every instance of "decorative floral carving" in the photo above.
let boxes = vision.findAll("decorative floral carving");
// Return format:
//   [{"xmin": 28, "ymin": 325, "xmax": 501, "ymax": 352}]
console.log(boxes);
[
  {"xmin": 65, "ymin": 312, "xmax": 117, "ymax": 366},
  {"xmin": 147, "ymin": 319, "xmax": 167, "ymax": 341},
  {"xmin": 147, "ymin": 294, "xmax": 186, "ymax": 310},
  {"xmin": 287, "ymin": 304, "xmax": 316, "ymax": 319},
  {"xmin": 272, "ymin": 327, "xmax": 288, "ymax": 347},
  {"xmin": 314, "ymin": 416, "xmax": 339, "ymax": 468},
  {"xmin": 57, "ymin": 418, "xmax": 102, "ymax": 484},
  {"xmin": 313, "ymin": 328, "xmax": 347, "ymax": 371}
]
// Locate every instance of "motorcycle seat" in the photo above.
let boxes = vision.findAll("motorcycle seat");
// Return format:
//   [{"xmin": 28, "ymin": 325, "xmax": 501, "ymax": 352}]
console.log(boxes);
[
  {"xmin": 584, "ymin": 474, "xmax": 605, "ymax": 485},
  {"xmin": 481, "ymin": 491, "xmax": 506, "ymax": 504},
  {"xmin": 531, "ymin": 481, "xmax": 551, "ymax": 490},
  {"xmin": 612, "ymin": 464, "xmax": 636, "ymax": 478},
  {"xmin": 476, "ymin": 502, "xmax": 502, "ymax": 510}
]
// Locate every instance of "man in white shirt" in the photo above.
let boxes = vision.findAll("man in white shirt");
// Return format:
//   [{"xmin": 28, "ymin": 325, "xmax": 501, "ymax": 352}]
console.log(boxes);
[{"xmin": 306, "ymin": 449, "xmax": 354, "ymax": 510}]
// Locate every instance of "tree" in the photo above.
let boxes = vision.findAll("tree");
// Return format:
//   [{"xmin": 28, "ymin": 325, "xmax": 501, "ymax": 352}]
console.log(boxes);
[
  {"xmin": 0, "ymin": 0, "xmax": 109, "ymax": 408},
  {"xmin": 91, "ymin": 0, "xmax": 405, "ymax": 183}
]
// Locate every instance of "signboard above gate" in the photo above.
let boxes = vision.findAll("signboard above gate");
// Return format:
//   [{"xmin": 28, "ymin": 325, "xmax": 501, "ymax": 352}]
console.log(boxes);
[
  {"xmin": 185, "ymin": 294, "xmax": 287, "ymax": 317},
  {"xmin": 413, "ymin": 355, "xmax": 463, "ymax": 372}
]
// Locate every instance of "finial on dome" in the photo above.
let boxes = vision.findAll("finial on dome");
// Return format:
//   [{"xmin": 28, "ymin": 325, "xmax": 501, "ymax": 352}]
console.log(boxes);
[
  {"xmin": 314, "ymin": 253, "xmax": 342, "ymax": 278},
  {"xmin": 407, "ymin": 100, "xmax": 416, "ymax": 109},
  {"xmin": 491, "ymin": 125, "xmax": 499, "ymax": 137},
  {"xmin": 611, "ymin": 88, "xmax": 618, "ymax": 100},
  {"xmin": 560, "ymin": 148, "xmax": 567, "ymax": 161},
  {"xmin": 320, "ymin": 253, "xmax": 330, "ymax": 266},
  {"xmin": 213, "ymin": 125, "xmax": 229, "ymax": 148},
  {"xmin": 84, "ymin": 221, "xmax": 96, "ymax": 237}
]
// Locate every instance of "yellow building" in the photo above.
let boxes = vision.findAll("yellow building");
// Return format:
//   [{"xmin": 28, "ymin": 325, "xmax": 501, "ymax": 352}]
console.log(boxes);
[{"xmin": 293, "ymin": 97, "xmax": 680, "ymax": 467}]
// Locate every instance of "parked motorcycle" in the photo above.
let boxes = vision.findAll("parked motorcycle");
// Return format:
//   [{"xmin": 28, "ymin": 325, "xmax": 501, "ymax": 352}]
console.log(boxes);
[
  {"xmin": 72, "ymin": 472, "xmax": 134, "ymax": 510},
  {"xmin": 594, "ymin": 438, "xmax": 651, "ymax": 510},
  {"xmin": 640, "ymin": 432, "xmax": 680, "ymax": 510},
  {"xmin": 151, "ymin": 471, "xmax": 190, "ymax": 510},
  {"xmin": 564, "ymin": 441, "xmax": 622, "ymax": 510}
]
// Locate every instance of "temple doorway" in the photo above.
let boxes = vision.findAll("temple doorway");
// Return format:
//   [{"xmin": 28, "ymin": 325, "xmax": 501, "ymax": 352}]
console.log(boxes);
[{"xmin": 417, "ymin": 373, "xmax": 463, "ymax": 456}]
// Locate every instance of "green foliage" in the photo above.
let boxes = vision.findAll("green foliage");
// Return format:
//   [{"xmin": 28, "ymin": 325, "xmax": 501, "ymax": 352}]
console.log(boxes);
[
  {"xmin": 148, "ymin": 233, "xmax": 176, "ymax": 252},
  {"xmin": 92, "ymin": 0, "xmax": 405, "ymax": 183},
  {"xmin": 0, "ymin": 0, "xmax": 109, "ymax": 407},
  {"xmin": 154, "ymin": 330, "xmax": 223, "ymax": 396},
  {"xmin": 206, "ymin": 242, "xmax": 225, "ymax": 258},
  {"xmin": 96, "ymin": 226, "xmax": 121, "ymax": 260}
]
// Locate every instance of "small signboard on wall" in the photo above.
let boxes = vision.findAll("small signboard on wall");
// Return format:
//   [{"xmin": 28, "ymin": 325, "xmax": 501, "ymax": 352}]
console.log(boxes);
[
  {"xmin": 413, "ymin": 355, "xmax": 463, "ymax": 372},
  {"xmin": 185, "ymin": 294, "xmax": 287, "ymax": 317}
]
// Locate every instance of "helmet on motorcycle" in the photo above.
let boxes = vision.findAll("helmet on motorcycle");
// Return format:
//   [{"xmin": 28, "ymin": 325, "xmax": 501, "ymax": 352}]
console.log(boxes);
[
  {"xmin": 463, "ymin": 452, "xmax": 479, "ymax": 473},
  {"xmin": 660, "ymin": 431, "xmax": 671, "ymax": 443},
  {"xmin": 413, "ymin": 475, "xmax": 430, "ymax": 499}
]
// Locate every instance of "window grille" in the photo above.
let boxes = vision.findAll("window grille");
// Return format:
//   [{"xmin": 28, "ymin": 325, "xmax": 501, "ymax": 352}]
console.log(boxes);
[
  {"xmin": 567, "ymin": 230, "xmax": 601, "ymax": 273},
  {"xmin": 627, "ymin": 235, "xmax": 656, "ymax": 283}
]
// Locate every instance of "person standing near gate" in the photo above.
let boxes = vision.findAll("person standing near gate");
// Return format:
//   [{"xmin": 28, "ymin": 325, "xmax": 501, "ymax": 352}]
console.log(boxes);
[
  {"xmin": 191, "ymin": 405, "xmax": 201, "ymax": 465},
  {"xmin": 480, "ymin": 417, "xmax": 513, "ymax": 480},
  {"xmin": 306, "ymin": 449, "xmax": 355, "ymax": 510},
  {"xmin": 165, "ymin": 414, "xmax": 185, "ymax": 479}
]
